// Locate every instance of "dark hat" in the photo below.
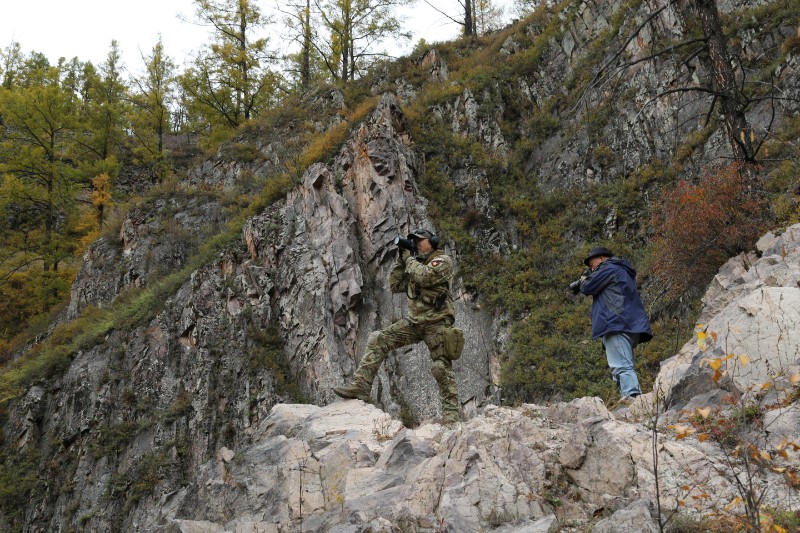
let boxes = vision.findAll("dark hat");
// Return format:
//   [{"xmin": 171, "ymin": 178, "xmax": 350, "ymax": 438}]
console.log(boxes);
[
  {"xmin": 409, "ymin": 229, "xmax": 435, "ymax": 240},
  {"xmin": 584, "ymin": 247, "xmax": 613, "ymax": 266}
]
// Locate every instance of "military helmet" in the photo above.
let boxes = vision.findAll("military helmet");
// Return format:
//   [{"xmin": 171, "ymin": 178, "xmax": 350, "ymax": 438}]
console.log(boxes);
[{"xmin": 409, "ymin": 228, "xmax": 440, "ymax": 249}]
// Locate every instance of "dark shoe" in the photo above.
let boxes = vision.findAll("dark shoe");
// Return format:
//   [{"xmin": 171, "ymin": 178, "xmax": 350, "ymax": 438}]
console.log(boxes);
[{"xmin": 333, "ymin": 384, "xmax": 372, "ymax": 402}]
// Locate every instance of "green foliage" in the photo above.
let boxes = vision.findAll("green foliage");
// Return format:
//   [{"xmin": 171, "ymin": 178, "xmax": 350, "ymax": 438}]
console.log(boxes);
[
  {"xmin": 91, "ymin": 420, "xmax": 152, "ymax": 459},
  {"xmin": 315, "ymin": 0, "xmax": 413, "ymax": 82},
  {"xmin": 0, "ymin": 447, "xmax": 40, "ymax": 532},
  {"xmin": 220, "ymin": 141, "xmax": 262, "ymax": 163},
  {"xmin": 162, "ymin": 389, "xmax": 194, "ymax": 424},
  {"xmin": 105, "ymin": 451, "xmax": 169, "ymax": 517},
  {"xmin": 128, "ymin": 37, "xmax": 176, "ymax": 182},
  {"xmin": 178, "ymin": 0, "xmax": 278, "ymax": 131},
  {"xmin": 247, "ymin": 322, "xmax": 304, "ymax": 402}
]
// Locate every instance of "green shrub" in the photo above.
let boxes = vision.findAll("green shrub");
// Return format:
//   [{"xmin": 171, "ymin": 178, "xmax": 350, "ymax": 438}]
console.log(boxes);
[{"xmin": 0, "ymin": 448, "xmax": 40, "ymax": 532}]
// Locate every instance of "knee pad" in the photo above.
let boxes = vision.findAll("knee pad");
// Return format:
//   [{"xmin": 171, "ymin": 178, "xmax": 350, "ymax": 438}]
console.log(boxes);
[
  {"xmin": 431, "ymin": 360, "xmax": 448, "ymax": 382},
  {"xmin": 367, "ymin": 331, "xmax": 382, "ymax": 348}
]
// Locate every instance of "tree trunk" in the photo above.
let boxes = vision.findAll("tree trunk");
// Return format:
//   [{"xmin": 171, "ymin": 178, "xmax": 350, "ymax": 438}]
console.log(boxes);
[
  {"xmin": 464, "ymin": 0, "xmax": 474, "ymax": 36},
  {"xmin": 239, "ymin": 2, "xmax": 250, "ymax": 121},
  {"xmin": 691, "ymin": 0, "xmax": 755, "ymax": 162},
  {"xmin": 302, "ymin": 0, "xmax": 311, "ymax": 89}
]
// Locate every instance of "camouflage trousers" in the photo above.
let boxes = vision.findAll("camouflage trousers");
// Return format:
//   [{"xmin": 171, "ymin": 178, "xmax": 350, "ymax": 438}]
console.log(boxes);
[{"xmin": 352, "ymin": 318, "xmax": 460, "ymax": 422}]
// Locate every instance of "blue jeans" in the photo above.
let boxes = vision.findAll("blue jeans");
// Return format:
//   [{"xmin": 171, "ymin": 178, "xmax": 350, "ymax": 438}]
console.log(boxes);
[{"xmin": 602, "ymin": 332, "xmax": 641, "ymax": 398}]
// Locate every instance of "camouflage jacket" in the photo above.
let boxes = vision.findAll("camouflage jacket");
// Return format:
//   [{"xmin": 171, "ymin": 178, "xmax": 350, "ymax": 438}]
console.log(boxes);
[{"xmin": 389, "ymin": 249, "xmax": 455, "ymax": 324}]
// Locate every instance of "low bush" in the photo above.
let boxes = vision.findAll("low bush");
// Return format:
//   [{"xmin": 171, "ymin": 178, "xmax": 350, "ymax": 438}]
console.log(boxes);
[{"xmin": 651, "ymin": 162, "xmax": 770, "ymax": 304}]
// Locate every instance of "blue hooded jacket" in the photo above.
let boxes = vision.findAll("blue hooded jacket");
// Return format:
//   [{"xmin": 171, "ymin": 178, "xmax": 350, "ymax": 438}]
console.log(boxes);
[{"xmin": 579, "ymin": 257, "xmax": 653, "ymax": 342}]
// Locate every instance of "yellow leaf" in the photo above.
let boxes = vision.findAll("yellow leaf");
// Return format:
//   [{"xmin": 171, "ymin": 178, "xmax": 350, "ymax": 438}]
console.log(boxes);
[
  {"xmin": 773, "ymin": 466, "xmax": 787, "ymax": 473},
  {"xmin": 761, "ymin": 450, "xmax": 772, "ymax": 461},
  {"xmin": 739, "ymin": 354, "xmax": 750, "ymax": 366},
  {"xmin": 697, "ymin": 331, "xmax": 707, "ymax": 341},
  {"xmin": 708, "ymin": 359, "xmax": 722, "ymax": 371},
  {"xmin": 698, "ymin": 433, "xmax": 710, "ymax": 442},
  {"xmin": 725, "ymin": 497, "xmax": 743, "ymax": 511},
  {"xmin": 668, "ymin": 424, "xmax": 696, "ymax": 439},
  {"xmin": 774, "ymin": 525, "xmax": 787, "ymax": 533},
  {"xmin": 761, "ymin": 382, "xmax": 773, "ymax": 391},
  {"xmin": 696, "ymin": 407, "xmax": 711, "ymax": 419},
  {"xmin": 790, "ymin": 374, "xmax": 800, "ymax": 386}
]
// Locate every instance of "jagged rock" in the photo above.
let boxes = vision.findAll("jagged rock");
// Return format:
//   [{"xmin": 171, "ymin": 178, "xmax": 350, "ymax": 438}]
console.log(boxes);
[
  {"xmin": 152, "ymin": 396, "xmax": 797, "ymax": 532},
  {"xmin": 591, "ymin": 500, "xmax": 660, "ymax": 533},
  {"xmin": 653, "ymin": 223, "xmax": 800, "ymax": 411},
  {"xmin": 239, "ymin": 94, "xmax": 499, "ymax": 418},
  {"xmin": 419, "ymin": 48, "xmax": 448, "ymax": 81}
]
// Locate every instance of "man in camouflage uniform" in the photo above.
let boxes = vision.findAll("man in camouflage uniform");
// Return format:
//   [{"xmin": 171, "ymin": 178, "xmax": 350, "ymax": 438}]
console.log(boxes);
[{"xmin": 333, "ymin": 229, "xmax": 460, "ymax": 424}]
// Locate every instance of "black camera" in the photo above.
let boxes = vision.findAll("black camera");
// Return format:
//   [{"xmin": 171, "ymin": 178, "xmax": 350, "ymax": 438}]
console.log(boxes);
[
  {"xmin": 569, "ymin": 268, "xmax": 592, "ymax": 294},
  {"xmin": 393, "ymin": 235, "xmax": 417, "ymax": 254}
]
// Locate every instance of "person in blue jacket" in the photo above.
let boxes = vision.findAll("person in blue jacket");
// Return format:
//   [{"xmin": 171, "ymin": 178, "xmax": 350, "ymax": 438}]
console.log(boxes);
[{"xmin": 579, "ymin": 247, "xmax": 653, "ymax": 400}]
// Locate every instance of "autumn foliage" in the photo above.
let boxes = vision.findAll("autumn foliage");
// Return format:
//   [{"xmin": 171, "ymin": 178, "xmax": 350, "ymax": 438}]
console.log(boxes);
[{"xmin": 651, "ymin": 162, "xmax": 769, "ymax": 302}]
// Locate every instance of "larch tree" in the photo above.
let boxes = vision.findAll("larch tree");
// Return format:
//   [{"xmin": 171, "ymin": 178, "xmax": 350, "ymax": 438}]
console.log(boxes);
[
  {"xmin": 179, "ymin": 0, "xmax": 279, "ymax": 129},
  {"xmin": 425, "ymin": 0, "xmax": 478, "ymax": 37},
  {"xmin": 0, "ymin": 40, "xmax": 24, "ymax": 89},
  {"xmin": 82, "ymin": 41, "xmax": 130, "ymax": 165},
  {"xmin": 279, "ymin": 0, "xmax": 327, "ymax": 89},
  {"xmin": 577, "ymin": 0, "xmax": 779, "ymax": 168},
  {"xmin": 315, "ymin": 0, "xmax": 412, "ymax": 82},
  {"xmin": 129, "ymin": 37, "xmax": 177, "ymax": 181},
  {"xmin": 0, "ymin": 60, "xmax": 86, "ymax": 311},
  {"xmin": 474, "ymin": 0, "xmax": 504, "ymax": 35}
]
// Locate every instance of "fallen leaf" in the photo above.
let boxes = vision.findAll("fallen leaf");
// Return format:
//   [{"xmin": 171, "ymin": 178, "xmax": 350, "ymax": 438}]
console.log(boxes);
[
  {"xmin": 696, "ymin": 407, "xmax": 711, "ymax": 419},
  {"xmin": 725, "ymin": 497, "xmax": 743, "ymax": 511},
  {"xmin": 739, "ymin": 354, "xmax": 750, "ymax": 366},
  {"xmin": 698, "ymin": 433, "xmax": 710, "ymax": 442},
  {"xmin": 708, "ymin": 359, "xmax": 722, "ymax": 371},
  {"xmin": 790, "ymin": 374, "xmax": 800, "ymax": 386}
]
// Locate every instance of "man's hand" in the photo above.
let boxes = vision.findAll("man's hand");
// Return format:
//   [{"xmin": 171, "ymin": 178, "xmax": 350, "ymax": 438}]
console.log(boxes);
[{"xmin": 398, "ymin": 248, "xmax": 410, "ymax": 262}]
